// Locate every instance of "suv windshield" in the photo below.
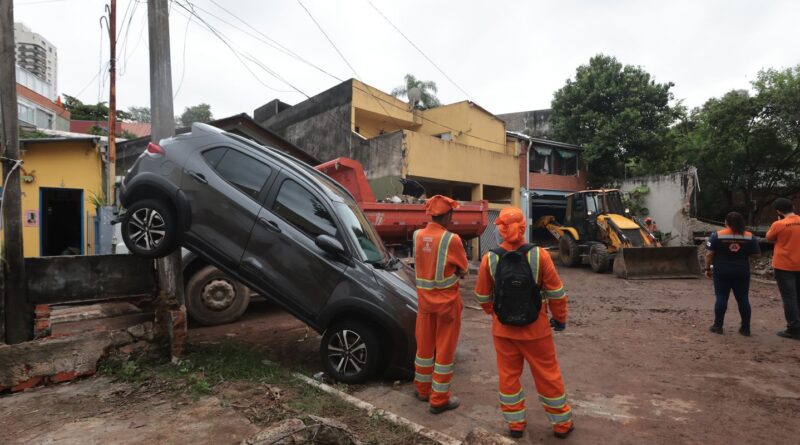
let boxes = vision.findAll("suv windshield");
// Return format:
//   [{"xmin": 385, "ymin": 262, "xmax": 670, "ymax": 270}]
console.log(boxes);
[{"xmin": 335, "ymin": 202, "xmax": 387, "ymax": 263}]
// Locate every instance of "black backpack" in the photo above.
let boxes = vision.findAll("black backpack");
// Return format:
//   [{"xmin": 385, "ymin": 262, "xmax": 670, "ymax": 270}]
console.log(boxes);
[{"xmin": 491, "ymin": 244, "xmax": 542, "ymax": 326}]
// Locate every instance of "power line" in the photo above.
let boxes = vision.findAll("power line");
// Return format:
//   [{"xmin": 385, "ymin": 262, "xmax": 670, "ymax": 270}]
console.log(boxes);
[
  {"xmin": 173, "ymin": 5, "xmax": 193, "ymax": 99},
  {"xmin": 365, "ymin": 0, "xmax": 473, "ymax": 101},
  {"xmin": 294, "ymin": 0, "xmax": 404, "ymax": 132}
]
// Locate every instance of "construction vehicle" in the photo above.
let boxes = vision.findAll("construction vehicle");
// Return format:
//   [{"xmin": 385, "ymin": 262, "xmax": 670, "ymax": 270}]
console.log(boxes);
[{"xmin": 535, "ymin": 189, "xmax": 701, "ymax": 279}]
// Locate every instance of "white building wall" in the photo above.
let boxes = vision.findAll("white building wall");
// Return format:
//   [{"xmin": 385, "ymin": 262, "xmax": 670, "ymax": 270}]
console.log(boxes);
[
  {"xmin": 620, "ymin": 167, "xmax": 698, "ymax": 246},
  {"xmin": 14, "ymin": 22, "xmax": 58, "ymax": 94}
]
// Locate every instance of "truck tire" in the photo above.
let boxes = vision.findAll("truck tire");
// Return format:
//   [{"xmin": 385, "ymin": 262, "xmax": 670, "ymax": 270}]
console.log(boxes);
[
  {"xmin": 185, "ymin": 265, "xmax": 250, "ymax": 326},
  {"xmin": 559, "ymin": 235, "xmax": 581, "ymax": 267},
  {"xmin": 589, "ymin": 243, "xmax": 613, "ymax": 273},
  {"xmin": 320, "ymin": 319, "xmax": 384, "ymax": 384}
]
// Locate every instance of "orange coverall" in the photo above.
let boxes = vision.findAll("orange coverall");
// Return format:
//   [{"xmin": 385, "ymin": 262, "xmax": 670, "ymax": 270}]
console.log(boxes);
[
  {"xmin": 475, "ymin": 241, "xmax": 573, "ymax": 434},
  {"xmin": 413, "ymin": 222, "xmax": 468, "ymax": 408}
]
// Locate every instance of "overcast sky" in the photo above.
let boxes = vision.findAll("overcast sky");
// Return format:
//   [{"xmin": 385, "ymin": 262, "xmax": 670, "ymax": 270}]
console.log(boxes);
[{"xmin": 13, "ymin": 0, "xmax": 800, "ymax": 120}]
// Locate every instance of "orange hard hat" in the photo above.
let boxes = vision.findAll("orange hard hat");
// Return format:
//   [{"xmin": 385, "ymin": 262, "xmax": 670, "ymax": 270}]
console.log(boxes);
[
  {"xmin": 425, "ymin": 195, "xmax": 459, "ymax": 216},
  {"xmin": 495, "ymin": 207, "xmax": 526, "ymax": 243}
]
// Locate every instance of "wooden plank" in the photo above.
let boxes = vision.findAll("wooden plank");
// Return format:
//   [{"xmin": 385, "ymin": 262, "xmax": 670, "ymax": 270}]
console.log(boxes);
[{"xmin": 26, "ymin": 255, "xmax": 157, "ymax": 305}]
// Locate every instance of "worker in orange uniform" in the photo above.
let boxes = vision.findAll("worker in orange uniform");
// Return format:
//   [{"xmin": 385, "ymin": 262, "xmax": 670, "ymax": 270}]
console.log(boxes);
[
  {"xmin": 413, "ymin": 195, "xmax": 469, "ymax": 414},
  {"xmin": 475, "ymin": 207, "xmax": 574, "ymax": 439}
]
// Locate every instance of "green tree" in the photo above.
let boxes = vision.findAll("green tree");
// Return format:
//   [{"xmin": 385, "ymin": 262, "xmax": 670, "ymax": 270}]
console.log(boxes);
[
  {"xmin": 178, "ymin": 103, "xmax": 213, "ymax": 127},
  {"xmin": 127, "ymin": 106, "xmax": 151, "ymax": 123},
  {"xmin": 550, "ymin": 55, "xmax": 681, "ymax": 185},
  {"xmin": 63, "ymin": 94, "xmax": 131, "ymax": 121},
  {"xmin": 688, "ymin": 66, "xmax": 800, "ymax": 223},
  {"xmin": 391, "ymin": 74, "xmax": 440, "ymax": 109}
]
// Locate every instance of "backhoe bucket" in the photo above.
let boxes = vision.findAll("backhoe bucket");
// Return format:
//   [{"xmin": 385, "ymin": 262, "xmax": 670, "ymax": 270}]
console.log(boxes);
[{"xmin": 613, "ymin": 246, "xmax": 701, "ymax": 280}]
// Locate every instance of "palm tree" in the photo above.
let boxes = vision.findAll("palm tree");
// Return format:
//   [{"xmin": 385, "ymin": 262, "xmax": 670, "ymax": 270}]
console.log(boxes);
[{"xmin": 391, "ymin": 74, "xmax": 441, "ymax": 109}]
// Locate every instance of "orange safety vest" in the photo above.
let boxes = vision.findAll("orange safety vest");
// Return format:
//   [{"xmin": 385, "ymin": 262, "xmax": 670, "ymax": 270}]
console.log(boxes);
[{"xmin": 413, "ymin": 223, "xmax": 468, "ymax": 312}]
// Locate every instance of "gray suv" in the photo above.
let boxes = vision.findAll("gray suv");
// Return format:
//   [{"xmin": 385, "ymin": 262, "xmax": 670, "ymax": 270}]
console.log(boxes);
[{"xmin": 119, "ymin": 123, "xmax": 418, "ymax": 383}]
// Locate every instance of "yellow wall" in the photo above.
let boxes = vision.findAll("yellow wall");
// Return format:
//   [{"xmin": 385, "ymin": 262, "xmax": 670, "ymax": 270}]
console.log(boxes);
[
  {"xmin": 403, "ymin": 131, "xmax": 519, "ymax": 206},
  {"xmin": 351, "ymin": 80, "xmax": 416, "ymax": 130},
  {"xmin": 2, "ymin": 140, "xmax": 104, "ymax": 257},
  {"xmin": 419, "ymin": 102, "xmax": 508, "ymax": 154}
]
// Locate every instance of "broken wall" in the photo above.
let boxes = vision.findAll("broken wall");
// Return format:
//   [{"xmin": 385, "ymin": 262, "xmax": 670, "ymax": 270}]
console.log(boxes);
[{"xmin": 620, "ymin": 167, "xmax": 698, "ymax": 246}]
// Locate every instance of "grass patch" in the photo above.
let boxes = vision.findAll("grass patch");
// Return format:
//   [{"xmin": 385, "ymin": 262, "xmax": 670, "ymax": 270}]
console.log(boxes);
[{"xmin": 98, "ymin": 341, "xmax": 436, "ymax": 444}]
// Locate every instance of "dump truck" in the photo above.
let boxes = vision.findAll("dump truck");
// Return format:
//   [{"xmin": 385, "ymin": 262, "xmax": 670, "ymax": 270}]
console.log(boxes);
[{"xmin": 535, "ymin": 189, "xmax": 701, "ymax": 279}]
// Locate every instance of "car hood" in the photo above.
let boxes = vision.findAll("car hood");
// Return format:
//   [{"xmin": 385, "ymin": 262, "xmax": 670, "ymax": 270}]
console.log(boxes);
[{"xmin": 372, "ymin": 263, "xmax": 418, "ymax": 310}]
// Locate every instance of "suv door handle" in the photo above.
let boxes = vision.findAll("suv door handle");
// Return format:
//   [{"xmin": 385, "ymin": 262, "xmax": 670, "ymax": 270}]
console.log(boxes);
[
  {"xmin": 187, "ymin": 170, "xmax": 207, "ymax": 184},
  {"xmin": 258, "ymin": 217, "xmax": 281, "ymax": 233}
]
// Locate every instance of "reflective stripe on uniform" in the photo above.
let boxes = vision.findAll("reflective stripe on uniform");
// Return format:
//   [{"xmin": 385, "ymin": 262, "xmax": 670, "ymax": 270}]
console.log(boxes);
[
  {"xmin": 502, "ymin": 409, "xmax": 526, "ymax": 423},
  {"xmin": 415, "ymin": 231, "xmax": 458, "ymax": 290},
  {"xmin": 414, "ymin": 372, "xmax": 432, "ymax": 383},
  {"xmin": 488, "ymin": 252, "xmax": 498, "ymax": 280},
  {"xmin": 546, "ymin": 409, "xmax": 573, "ymax": 425},
  {"xmin": 499, "ymin": 390, "xmax": 525, "ymax": 405},
  {"xmin": 431, "ymin": 380, "xmax": 451, "ymax": 393},
  {"xmin": 544, "ymin": 287, "xmax": 566, "ymax": 300},
  {"xmin": 718, "ymin": 234, "xmax": 753, "ymax": 240},
  {"xmin": 415, "ymin": 355, "xmax": 434, "ymax": 367},
  {"xmin": 475, "ymin": 292, "xmax": 492, "ymax": 303},
  {"xmin": 538, "ymin": 393, "xmax": 567, "ymax": 409},
  {"xmin": 433, "ymin": 362, "xmax": 454, "ymax": 374}
]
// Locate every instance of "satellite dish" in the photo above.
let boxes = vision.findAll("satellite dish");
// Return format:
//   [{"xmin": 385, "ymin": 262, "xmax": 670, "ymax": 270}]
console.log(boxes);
[{"xmin": 407, "ymin": 87, "xmax": 422, "ymax": 108}]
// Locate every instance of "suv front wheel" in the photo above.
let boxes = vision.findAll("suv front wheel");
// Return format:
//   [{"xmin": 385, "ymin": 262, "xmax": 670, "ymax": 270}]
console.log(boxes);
[
  {"xmin": 320, "ymin": 320, "xmax": 384, "ymax": 384},
  {"xmin": 121, "ymin": 199, "xmax": 178, "ymax": 258}
]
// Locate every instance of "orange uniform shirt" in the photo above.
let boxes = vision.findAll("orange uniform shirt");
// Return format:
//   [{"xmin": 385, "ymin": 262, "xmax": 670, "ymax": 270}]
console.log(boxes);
[
  {"xmin": 414, "ymin": 222, "xmax": 469, "ymax": 313},
  {"xmin": 766, "ymin": 214, "xmax": 800, "ymax": 271},
  {"xmin": 474, "ymin": 241, "xmax": 568, "ymax": 340}
]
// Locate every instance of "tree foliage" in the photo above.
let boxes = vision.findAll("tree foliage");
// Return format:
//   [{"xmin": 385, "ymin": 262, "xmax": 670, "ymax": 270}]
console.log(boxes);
[
  {"xmin": 679, "ymin": 67, "xmax": 800, "ymax": 223},
  {"xmin": 63, "ymin": 94, "xmax": 131, "ymax": 121},
  {"xmin": 178, "ymin": 103, "xmax": 213, "ymax": 127},
  {"xmin": 127, "ymin": 106, "xmax": 151, "ymax": 123},
  {"xmin": 391, "ymin": 74, "xmax": 441, "ymax": 109},
  {"xmin": 550, "ymin": 55, "xmax": 680, "ymax": 185}
]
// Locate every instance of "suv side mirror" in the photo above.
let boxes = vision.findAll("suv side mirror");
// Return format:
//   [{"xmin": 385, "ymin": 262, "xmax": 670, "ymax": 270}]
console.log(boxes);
[{"xmin": 316, "ymin": 234, "xmax": 345, "ymax": 256}]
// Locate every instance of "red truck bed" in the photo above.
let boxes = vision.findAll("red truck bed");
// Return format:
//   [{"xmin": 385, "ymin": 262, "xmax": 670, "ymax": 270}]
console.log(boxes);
[{"xmin": 316, "ymin": 158, "xmax": 489, "ymax": 245}]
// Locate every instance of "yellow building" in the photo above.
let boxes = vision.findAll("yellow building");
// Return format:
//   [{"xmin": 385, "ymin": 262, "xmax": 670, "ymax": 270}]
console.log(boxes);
[
  {"xmin": 256, "ymin": 79, "xmax": 521, "ymax": 257},
  {"xmin": 1, "ymin": 136, "xmax": 105, "ymax": 257}
]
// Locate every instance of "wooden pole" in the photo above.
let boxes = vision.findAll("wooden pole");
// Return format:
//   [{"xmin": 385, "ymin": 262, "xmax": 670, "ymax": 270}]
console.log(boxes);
[
  {"xmin": 107, "ymin": 0, "xmax": 117, "ymax": 204},
  {"xmin": 0, "ymin": 0, "xmax": 31, "ymax": 344},
  {"xmin": 148, "ymin": 0, "xmax": 186, "ymax": 361}
]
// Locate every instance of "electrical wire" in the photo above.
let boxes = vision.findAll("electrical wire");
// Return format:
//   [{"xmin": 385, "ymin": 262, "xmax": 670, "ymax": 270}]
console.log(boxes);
[
  {"xmin": 365, "ymin": 0, "xmax": 472, "ymax": 100},
  {"xmin": 0, "ymin": 158, "xmax": 24, "ymax": 250},
  {"xmin": 173, "ymin": 6, "xmax": 193, "ymax": 99}
]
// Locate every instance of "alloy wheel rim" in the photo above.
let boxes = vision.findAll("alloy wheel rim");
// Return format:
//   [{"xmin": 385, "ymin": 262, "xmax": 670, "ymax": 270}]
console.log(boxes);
[
  {"xmin": 128, "ymin": 207, "xmax": 166, "ymax": 250},
  {"xmin": 327, "ymin": 329, "xmax": 367, "ymax": 376}
]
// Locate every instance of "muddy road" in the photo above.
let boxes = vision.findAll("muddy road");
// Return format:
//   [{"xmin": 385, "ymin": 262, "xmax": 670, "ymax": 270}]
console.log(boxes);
[{"xmin": 193, "ymin": 265, "xmax": 800, "ymax": 444}]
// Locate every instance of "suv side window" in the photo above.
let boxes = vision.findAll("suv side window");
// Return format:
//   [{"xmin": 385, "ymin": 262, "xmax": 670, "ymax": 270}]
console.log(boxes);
[
  {"xmin": 202, "ymin": 147, "xmax": 227, "ymax": 167},
  {"xmin": 215, "ymin": 149, "xmax": 272, "ymax": 200},
  {"xmin": 272, "ymin": 179, "xmax": 337, "ymax": 239}
]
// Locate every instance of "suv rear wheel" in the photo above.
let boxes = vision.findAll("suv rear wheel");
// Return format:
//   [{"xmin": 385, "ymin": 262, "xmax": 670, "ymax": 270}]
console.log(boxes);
[
  {"xmin": 320, "ymin": 320, "xmax": 383, "ymax": 384},
  {"xmin": 121, "ymin": 199, "xmax": 178, "ymax": 258},
  {"xmin": 186, "ymin": 265, "xmax": 251, "ymax": 326}
]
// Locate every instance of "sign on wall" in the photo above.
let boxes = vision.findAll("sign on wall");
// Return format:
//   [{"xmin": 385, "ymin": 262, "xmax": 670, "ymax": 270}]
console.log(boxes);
[{"xmin": 24, "ymin": 210, "xmax": 38, "ymax": 227}]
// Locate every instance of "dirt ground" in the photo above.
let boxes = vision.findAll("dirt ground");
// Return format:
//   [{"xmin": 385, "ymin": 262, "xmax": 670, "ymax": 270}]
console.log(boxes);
[
  {"xmin": 3, "ymin": 264, "xmax": 799, "ymax": 444},
  {"xmin": 191, "ymin": 266, "xmax": 800, "ymax": 444}
]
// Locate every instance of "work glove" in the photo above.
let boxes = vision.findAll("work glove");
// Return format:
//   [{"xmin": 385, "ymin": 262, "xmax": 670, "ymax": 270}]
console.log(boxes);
[{"xmin": 550, "ymin": 319, "xmax": 566, "ymax": 331}]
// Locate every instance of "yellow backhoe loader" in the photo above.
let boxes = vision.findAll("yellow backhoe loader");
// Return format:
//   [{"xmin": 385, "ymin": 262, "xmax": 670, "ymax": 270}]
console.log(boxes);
[{"xmin": 535, "ymin": 190, "xmax": 701, "ymax": 279}]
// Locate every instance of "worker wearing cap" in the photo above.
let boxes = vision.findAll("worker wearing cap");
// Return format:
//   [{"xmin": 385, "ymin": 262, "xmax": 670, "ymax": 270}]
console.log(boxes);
[
  {"xmin": 644, "ymin": 217, "xmax": 658, "ymax": 234},
  {"xmin": 475, "ymin": 207, "xmax": 574, "ymax": 439},
  {"xmin": 413, "ymin": 195, "xmax": 469, "ymax": 414},
  {"xmin": 766, "ymin": 198, "xmax": 800, "ymax": 340}
]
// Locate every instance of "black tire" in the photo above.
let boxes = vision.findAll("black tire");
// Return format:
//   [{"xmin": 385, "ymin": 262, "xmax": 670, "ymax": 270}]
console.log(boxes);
[
  {"xmin": 559, "ymin": 235, "xmax": 581, "ymax": 267},
  {"xmin": 589, "ymin": 243, "xmax": 613, "ymax": 273},
  {"xmin": 320, "ymin": 320, "xmax": 384, "ymax": 384},
  {"xmin": 121, "ymin": 199, "xmax": 177, "ymax": 258},
  {"xmin": 185, "ymin": 265, "xmax": 251, "ymax": 326}
]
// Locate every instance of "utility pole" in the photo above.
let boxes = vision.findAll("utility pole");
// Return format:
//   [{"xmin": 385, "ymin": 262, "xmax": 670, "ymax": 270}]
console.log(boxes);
[
  {"xmin": 148, "ymin": 0, "xmax": 186, "ymax": 361},
  {"xmin": 107, "ymin": 0, "xmax": 117, "ymax": 204},
  {"xmin": 0, "ymin": 0, "xmax": 30, "ymax": 344}
]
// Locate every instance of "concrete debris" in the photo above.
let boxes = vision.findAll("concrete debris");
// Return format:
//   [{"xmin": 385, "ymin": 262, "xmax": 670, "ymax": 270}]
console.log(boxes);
[
  {"xmin": 463, "ymin": 427, "xmax": 517, "ymax": 445},
  {"xmin": 240, "ymin": 416, "xmax": 363, "ymax": 445}
]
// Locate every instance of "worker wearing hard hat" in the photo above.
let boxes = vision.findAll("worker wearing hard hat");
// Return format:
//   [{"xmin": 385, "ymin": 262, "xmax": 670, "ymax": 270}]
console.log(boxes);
[
  {"xmin": 413, "ymin": 195, "xmax": 469, "ymax": 414},
  {"xmin": 474, "ymin": 207, "xmax": 574, "ymax": 439},
  {"xmin": 644, "ymin": 217, "xmax": 658, "ymax": 234}
]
